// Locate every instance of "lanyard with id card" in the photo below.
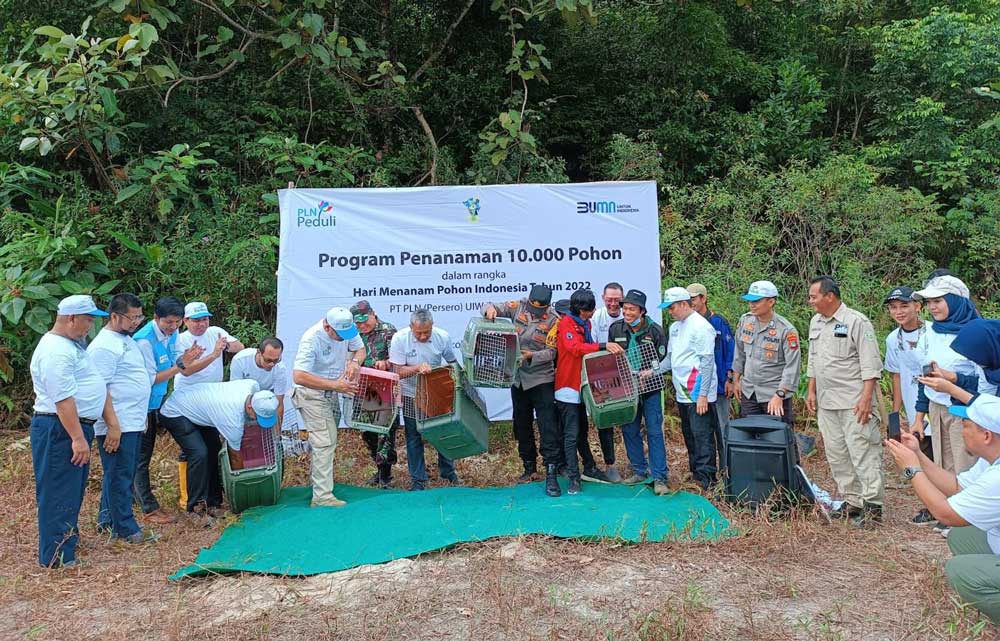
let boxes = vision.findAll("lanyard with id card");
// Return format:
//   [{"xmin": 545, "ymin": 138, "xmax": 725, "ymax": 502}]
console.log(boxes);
[{"xmin": 833, "ymin": 323, "xmax": 849, "ymax": 338}]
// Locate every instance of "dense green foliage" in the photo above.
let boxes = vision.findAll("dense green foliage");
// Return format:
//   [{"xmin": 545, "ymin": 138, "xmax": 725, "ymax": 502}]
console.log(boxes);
[{"xmin": 1, "ymin": 0, "xmax": 999, "ymax": 422}]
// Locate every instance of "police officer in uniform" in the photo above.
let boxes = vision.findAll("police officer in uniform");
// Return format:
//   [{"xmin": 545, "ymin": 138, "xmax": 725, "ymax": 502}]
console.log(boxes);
[
  {"xmin": 731, "ymin": 280, "xmax": 802, "ymax": 424},
  {"xmin": 483, "ymin": 284, "xmax": 561, "ymax": 487},
  {"xmin": 806, "ymin": 275, "xmax": 885, "ymax": 528}
]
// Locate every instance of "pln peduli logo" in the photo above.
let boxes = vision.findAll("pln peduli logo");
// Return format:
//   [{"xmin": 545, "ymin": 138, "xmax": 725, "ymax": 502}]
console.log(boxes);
[
  {"xmin": 463, "ymin": 197, "xmax": 481, "ymax": 222},
  {"xmin": 297, "ymin": 200, "xmax": 336, "ymax": 228}
]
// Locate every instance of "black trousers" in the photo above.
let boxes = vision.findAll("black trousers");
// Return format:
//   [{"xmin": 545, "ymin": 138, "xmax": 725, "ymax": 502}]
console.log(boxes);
[
  {"xmin": 555, "ymin": 401, "xmax": 582, "ymax": 479},
  {"xmin": 133, "ymin": 410, "xmax": 161, "ymax": 514},
  {"xmin": 158, "ymin": 413, "xmax": 223, "ymax": 511},
  {"xmin": 511, "ymin": 382, "xmax": 562, "ymax": 468},
  {"xmin": 739, "ymin": 393, "xmax": 795, "ymax": 425},
  {"xmin": 678, "ymin": 402, "xmax": 717, "ymax": 488},
  {"xmin": 577, "ymin": 406, "xmax": 615, "ymax": 468}
]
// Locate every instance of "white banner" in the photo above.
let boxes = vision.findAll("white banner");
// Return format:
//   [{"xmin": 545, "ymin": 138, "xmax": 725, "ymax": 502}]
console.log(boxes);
[{"xmin": 276, "ymin": 181, "xmax": 661, "ymax": 422}]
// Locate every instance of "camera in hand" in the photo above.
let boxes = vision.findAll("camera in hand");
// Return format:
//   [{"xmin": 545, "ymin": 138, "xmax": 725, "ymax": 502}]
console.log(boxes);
[{"xmin": 922, "ymin": 364, "xmax": 933, "ymax": 376}]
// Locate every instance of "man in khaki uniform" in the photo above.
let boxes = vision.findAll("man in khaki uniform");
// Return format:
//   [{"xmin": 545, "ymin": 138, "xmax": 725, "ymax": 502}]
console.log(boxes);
[
  {"xmin": 292, "ymin": 307, "xmax": 365, "ymax": 507},
  {"xmin": 731, "ymin": 280, "xmax": 801, "ymax": 424},
  {"xmin": 482, "ymin": 285, "xmax": 563, "ymax": 487},
  {"xmin": 806, "ymin": 275, "xmax": 884, "ymax": 528}
]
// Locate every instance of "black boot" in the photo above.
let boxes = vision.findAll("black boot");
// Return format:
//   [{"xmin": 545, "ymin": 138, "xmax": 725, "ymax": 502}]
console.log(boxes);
[
  {"xmin": 851, "ymin": 502, "xmax": 883, "ymax": 529},
  {"xmin": 517, "ymin": 463, "xmax": 538, "ymax": 483},
  {"xmin": 545, "ymin": 464, "xmax": 561, "ymax": 497}
]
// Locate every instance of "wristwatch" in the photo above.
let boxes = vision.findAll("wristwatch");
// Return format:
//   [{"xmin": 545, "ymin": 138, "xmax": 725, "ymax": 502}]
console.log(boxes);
[
  {"xmin": 903, "ymin": 466, "xmax": 923, "ymax": 480},
  {"xmin": 775, "ymin": 389, "xmax": 787, "ymax": 399},
  {"xmin": 175, "ymin": 356, "xmax": 187, "ymax": 371}
]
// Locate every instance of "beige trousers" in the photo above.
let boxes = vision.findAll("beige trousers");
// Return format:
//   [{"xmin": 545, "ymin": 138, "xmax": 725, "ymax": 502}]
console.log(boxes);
[
  {"xmin": 817, "ymin": 407, "xmax": 884, "ymax": 508},
  {"xmin": 929, "ymin": 401, "xmax": 975, "ymax": 474},
  {"xmin": 292, "ymin": 386, "xmax": 342, "ymax": 504}
]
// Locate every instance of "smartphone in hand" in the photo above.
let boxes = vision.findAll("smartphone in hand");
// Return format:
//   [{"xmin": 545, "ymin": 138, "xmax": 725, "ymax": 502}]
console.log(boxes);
[{"xmin": 888, "ymin": 411, "xmax": 901, "ymax": 441}]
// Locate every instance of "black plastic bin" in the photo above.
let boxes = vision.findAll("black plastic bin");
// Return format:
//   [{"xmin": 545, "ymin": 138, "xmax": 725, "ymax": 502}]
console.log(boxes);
[{"xmin": 724, "ymin": 416, "xmax": 800, "ymax": 506}]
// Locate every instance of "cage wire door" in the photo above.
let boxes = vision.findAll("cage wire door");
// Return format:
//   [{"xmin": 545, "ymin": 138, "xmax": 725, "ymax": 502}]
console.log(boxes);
[
  {"xmin": 586, "ymin": 352, "xmax": 638, "ymax": 405},
  {"xmin": 472, "ymin": 330, "xmax": 518, "ymax": 387},
  {"xmin": 626, "ymin": 340, "xmax": 667, "ymax": 394},
  {"xmin": 239, "ymin": 422, "xmax": 279, "ymax": 470},
  {"xmin": 410, "ymin": 366, "xmax": 458, "ymax": 422},
  {"xmin": 344, "ymin": 367, "xmax": 401, "ymax": 435}
]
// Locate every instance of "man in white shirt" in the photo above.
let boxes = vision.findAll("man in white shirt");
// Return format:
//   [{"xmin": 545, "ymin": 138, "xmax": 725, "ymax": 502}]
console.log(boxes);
[
  {"xmin": 174, "ymin": 301, "xmax": 244, "ymax": 390},
  {"xmin": 292, "ymin": 307, "xmax": 365, "ymax": 507},
  {"xmin": 592, "ymin": 282, "xmax": 624, "ymax": 343},
  {"xmin": 87, "ymin": 293, "xmax": 157, "ymax": 543},
  {"xmin": 659, "ymin": 287, "xmax": 719, "ymax": 490},
  {"xmin": 389, "ymin": 308, "xmax": 461, "ymax": 491},
  {"xmin": 886, "ymin": 393, "xmax": 1000, "ymax": 624},
  {"xmin": 29, "ymin": 295, "xmax": 119, "ymax": 567},
  {"xmin": 230, "ymin": 337, "xmax": 288, "ymax": 428},
  {"xmin": 160, "ymin": 379, "xmax": 279, "ymax": 516}
]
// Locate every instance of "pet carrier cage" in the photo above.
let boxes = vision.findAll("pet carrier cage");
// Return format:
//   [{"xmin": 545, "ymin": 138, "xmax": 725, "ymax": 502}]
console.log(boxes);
[
  {"xmin": 219, "ymin": 420, "xmax": 283, "ymax": 514},
  {"xmin": 410, "ymin": 363, "xmax": 491, "ymax": 460},
  {"xmin": 580, "ymin": 351, "xmax": 638, "ymax": 428},
  {"xmin": 625, "ymin": 339, "xmax": 667, "ymax": 395},
  {"xmin": 343, "ymin": 367, "xmax": 401, "ymax": 435},
  {"xmin": 461, "ymin": 317, "xmax": 522, "ymax": 388}
]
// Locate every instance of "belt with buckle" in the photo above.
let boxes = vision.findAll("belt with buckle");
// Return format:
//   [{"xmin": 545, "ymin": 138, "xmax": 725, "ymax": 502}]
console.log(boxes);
[{"xmin": 33, "ymin": 412, "xmax": 97, "ymax": 426}]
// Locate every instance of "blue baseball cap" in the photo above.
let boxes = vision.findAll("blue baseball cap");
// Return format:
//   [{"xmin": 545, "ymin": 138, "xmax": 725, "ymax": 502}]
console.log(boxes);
[
  {"xmin": 251, "ymin": 391, "xmax": 279, "ymax": 428},
  {"xmin": 325, "ymin": 307, "xmax": 359, "ymax": 340},
  {"xmin": 742, "ymin": 281, "xmax": 779, "ymax": 302},
  {"xmin": 184, "ymin": 301, "xmax": 213, "ymax": 319},
  {"xmin": 57, "ymin": 295, "xmax": 108, "ymax": 317},
  {"xmin": 950, "ymin": 394, "xmax": 1000, "ymax": 435}
]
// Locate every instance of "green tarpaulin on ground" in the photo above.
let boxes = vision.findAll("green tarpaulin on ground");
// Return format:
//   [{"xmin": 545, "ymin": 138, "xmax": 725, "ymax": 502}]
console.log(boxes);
[{"xmin": 171, "ymin": 481, "xmax": 732, "ymax": 579}]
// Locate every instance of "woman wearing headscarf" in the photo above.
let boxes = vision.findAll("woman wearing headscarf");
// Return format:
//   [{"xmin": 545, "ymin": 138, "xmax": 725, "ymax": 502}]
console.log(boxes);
[
  {"xmin": 911, "ymin": 276, "xmax": 998, "ymax": 475},
  {"xmin": 920, "ymin": 319, "xmax": 1000, "ymax": 405}
]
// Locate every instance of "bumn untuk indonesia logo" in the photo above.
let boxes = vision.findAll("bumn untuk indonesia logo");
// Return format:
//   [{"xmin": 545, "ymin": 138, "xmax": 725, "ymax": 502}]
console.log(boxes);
[{"xmin": 297, "ymin": 200, "xmax": 336, "ymax": 228}]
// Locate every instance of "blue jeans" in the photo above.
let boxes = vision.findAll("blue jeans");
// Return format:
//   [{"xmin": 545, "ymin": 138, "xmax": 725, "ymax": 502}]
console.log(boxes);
[
  {"xmin": 621, "ymin": 391, "xmax": 668, "ymax": 481},
  {"xmin": 96, "ymin": 431, "xmax": 142, "ymax": 539},
  {"xmin": 30, "ymin": 414, "xmax": 94, "ymax": 567},
  {"xmin": 403, "ymin": 416, "xmax": 456, "ymax": 486}
]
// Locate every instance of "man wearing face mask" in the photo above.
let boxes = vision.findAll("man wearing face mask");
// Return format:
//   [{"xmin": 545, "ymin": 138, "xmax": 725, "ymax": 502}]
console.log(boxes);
[
  {"xmin": 608, "ymin": 289, "xmax": 671, "ymax": 494},
  {"xmin": 87, "ymin": 293, "xmax": 159, "ymax": 543},
  {"xmin": 482, "ymin": 285, "xmax": 560, "ymax": 487}
]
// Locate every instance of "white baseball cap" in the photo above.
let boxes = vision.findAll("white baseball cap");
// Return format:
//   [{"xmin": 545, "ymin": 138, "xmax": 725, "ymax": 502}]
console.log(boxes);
[
  {"xmin": 325, "ymin": 306, "xmax": 358, "ymax": 340},
  {"xmin": 184, "ymin": 301, "xmax": 213, "ymax": 319},
  {"xmin": 57, "ymin": 294, "xmax": 109, "ymax": 317},
  {"xmin": 913, "ymin": 275, "xmax": 970, "ymax": 301},
  {"xmin": 658, "ymin": 287, "xmax": 692, "ymax": 309},
  {"xmin": 742, "ymin": 280, "xmax": 779, "ymax": 301},
  {"xmin": 949, "ymin": 394, "xmax": 1000, "ymax": 435},
  {"xmin": 250, "ymin": 390, "xmax": 279, "ymax": 428}
]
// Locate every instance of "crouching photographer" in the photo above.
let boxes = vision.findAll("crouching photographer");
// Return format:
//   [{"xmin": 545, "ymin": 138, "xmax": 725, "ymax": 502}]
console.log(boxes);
[{"xmin": 886, "ymin": 393, "xmax": 1000, "ymax": 625}]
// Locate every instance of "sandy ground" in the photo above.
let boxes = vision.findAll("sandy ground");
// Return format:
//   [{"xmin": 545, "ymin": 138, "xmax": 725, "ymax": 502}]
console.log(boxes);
[{"xmin": 1, "ymin": 421, "xmax": 996, "ymax": 641}]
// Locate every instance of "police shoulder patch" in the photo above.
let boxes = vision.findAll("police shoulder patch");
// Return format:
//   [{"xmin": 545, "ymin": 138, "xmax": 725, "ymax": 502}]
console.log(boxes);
[{"xmin": 787, "ymin": 333, "xmax": 799, "ymax": 350}]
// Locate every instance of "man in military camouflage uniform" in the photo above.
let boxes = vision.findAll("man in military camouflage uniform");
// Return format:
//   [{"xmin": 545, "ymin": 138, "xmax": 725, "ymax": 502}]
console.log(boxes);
[
  {"xmin": 483, "ymin": 284, "xmax": 561, "ymax": 486},
  {"xmin": 731, "ymin": 280, "xmax": 802, "ymax": 425},
  {"xmin": 806, "ymin": 275, "xmax": 885, "ymax": 528},
  {"xmin": 351, "ymin": 300, "xmax": 398, "ymax": 488}
]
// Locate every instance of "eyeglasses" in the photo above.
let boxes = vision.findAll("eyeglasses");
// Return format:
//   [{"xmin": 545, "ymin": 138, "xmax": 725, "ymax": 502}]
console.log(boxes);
[
  {"xmin": 603, "ymin": 297, "xmax": 622, "ymax": 304},
  {"xmin": 117, "ymin": 313, "xmax": 146, "ymax": 323},
  {"xmin": 261, "ymin": 357, "xmax": 282, "ymax": 365}
]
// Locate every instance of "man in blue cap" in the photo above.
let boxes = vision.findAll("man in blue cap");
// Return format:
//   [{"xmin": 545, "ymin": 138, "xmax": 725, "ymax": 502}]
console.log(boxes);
[
  {"xmin": 292, "ymin": 307, "xmax": 365, "ymax": 507},
  {"xmin": 886, "ymin": 393, "xmax": 1000, "ymax": 624},
  {"xmin": 29, "ymin": 295, "xmax": 118, "ymax": 567}
]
